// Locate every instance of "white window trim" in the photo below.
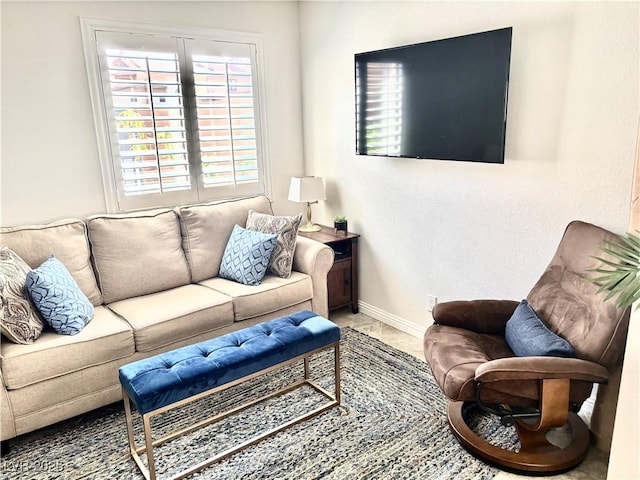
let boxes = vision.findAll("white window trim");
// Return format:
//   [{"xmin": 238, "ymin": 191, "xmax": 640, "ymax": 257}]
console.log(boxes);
[{"xmin": 80, "ymin": 16, "xmax": 272, "ymax": 212}]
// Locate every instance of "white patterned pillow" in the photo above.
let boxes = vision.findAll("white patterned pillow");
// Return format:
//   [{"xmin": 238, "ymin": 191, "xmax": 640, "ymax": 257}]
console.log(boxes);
[
  {"xmin": 246, "ymin": 210, "xmax": 302, "ymax": 278},
  {"xmin": 26, "ymin": 256, "xmax": 94, "ymax": 335},
  {"xmin": 0, "ymin": 246, "xmax": 44, "ymax": 344},
  {"xmin": 219, "ymin": 225, "xmax": 278, "ymax": 286}
]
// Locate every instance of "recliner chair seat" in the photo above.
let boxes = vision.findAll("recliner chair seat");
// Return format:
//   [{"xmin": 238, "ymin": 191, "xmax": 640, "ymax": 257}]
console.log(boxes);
[
  {"xmin": 426, "ymin": 324, "xmax": 513, "ymax": 401},
  {"xmin": 426, "ymin": 324, "xmax": 595, "ymax": 407}
]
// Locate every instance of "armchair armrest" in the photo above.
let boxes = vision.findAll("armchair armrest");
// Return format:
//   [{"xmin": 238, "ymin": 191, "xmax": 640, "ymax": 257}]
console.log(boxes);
[
  {"xmin": 292, "ymin": 236, "xmax": 335, "ymax": 318},
  {"xmin": 475, "ymin": 357, "xmax": 609, "ymax": 384},
  {"xmin": 433, "ymin": 299, "xmax": 520, "ymax": 335}
]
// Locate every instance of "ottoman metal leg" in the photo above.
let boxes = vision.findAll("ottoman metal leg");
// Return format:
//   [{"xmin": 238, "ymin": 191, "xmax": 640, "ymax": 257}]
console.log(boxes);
[
  {"xmin": 334, "ymin": 343, "xmax": 341, "ymax": 404},
  {"xmin": 123, "ymin": 389, "xmax": 157, "ymax": 480}
]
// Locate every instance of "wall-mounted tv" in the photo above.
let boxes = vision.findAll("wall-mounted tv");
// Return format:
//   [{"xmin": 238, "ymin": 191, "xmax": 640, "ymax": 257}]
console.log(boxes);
[{"xmin": 355, "ymin": 27, "xmax": 512, "ymax": 164}]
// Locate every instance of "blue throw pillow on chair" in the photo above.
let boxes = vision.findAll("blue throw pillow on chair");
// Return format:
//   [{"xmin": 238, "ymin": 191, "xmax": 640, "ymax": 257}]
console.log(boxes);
[
  {"xmin": 26, "ymin": 255, "xmax": 94, "ymax": 335},
  {"xmin": 505, "ymin": 300, "xmax": 576, "ymax": 358}
]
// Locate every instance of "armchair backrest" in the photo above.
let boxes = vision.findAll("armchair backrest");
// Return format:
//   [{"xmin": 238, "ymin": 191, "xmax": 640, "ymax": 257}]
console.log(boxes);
[{"xmin": 527, "ymin": 221, "xmax": 630, "ymax": 369}]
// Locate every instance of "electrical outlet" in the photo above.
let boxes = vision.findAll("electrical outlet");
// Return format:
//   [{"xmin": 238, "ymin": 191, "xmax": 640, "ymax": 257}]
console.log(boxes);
[{"xmin": 427, "ymin": 295, "xmax": 437, "ymax": 312}]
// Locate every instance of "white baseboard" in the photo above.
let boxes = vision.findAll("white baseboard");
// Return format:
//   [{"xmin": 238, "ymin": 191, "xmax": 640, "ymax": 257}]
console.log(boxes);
[{"xmin": 357, "ymin": 301, "xmax": 429, "ymax": 339}]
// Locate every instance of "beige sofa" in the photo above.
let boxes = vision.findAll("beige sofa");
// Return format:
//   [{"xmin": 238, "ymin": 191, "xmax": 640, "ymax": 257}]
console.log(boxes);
[{"xmin": 0, "ymin": 195, "xmax": 334, "ymax": 444}]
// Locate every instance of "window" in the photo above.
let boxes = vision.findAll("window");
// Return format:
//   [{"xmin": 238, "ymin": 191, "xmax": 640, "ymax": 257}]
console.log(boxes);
[{"xmin": 81, "ymin": 19, "xmax": 269, "ymax": 212}]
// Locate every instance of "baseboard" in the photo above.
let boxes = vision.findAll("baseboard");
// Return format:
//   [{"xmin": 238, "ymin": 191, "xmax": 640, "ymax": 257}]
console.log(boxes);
[{"xmin": 357, "ymin": 301, "xmax": 429, "ymax": 339}]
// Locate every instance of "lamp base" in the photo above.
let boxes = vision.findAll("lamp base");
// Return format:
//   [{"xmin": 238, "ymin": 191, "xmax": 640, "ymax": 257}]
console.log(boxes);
[
  {"xmin": 299, "ymin": 223, "xmax": 321, "ymax": 232},
  {"xmin": 299, "ymin": 202, "xmax": 321, "ymax": 232}
]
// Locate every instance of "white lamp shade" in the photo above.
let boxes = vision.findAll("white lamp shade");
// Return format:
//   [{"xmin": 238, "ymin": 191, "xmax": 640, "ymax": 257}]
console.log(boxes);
[{"xmin": 288, "ymin": 176, "xmax": 326, "ymax": 203}]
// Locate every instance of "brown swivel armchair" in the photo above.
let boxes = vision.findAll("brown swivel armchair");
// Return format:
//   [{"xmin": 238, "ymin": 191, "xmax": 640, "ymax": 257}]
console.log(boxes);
[{"xmin": 424, "ymin": 221, "xmax": 630, "ymax": 474}]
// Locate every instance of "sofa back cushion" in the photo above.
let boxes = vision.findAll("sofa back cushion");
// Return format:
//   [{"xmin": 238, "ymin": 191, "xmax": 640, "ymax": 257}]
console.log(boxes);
[
  {"xmin": 87, "ymin": 209, "xmax": 190, "ymax": 304},
  {"xmin": 177, "ymin": 196, "xmax": 273, "ymax": 282},
  {"xmin": 0, "ymin": 219, "xmax": 103, "ymax": 306}
]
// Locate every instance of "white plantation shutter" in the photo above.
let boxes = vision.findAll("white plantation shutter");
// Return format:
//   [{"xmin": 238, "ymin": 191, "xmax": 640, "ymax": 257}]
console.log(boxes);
[
  {"xmin": 97, "ymin": 33, "xmax": 195, "ymax": 206},
  {"xmin": 188, "ymin": 40, "xmax": 262, "ymax": 198},
  {"xmin": 89, "ymin": 24, "xmax": 266, "ymax": 211}
]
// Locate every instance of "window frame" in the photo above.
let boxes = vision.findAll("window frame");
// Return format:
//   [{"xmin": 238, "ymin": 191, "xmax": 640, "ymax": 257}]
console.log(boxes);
[{"xmin": 80, "ymin": 17, "xmax": 271, "ymax": 212}]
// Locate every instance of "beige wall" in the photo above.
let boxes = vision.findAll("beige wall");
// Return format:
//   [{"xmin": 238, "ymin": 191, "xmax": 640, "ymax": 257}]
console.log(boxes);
[
  {"xmin": 0, "ymin": 1, "xmax": 305, "ymax": 225},
  {"xmin": 630, "ymin": 129, "xmax": 640, "ymax": 230},
  {"xmin": 299, "ymin": 1, "xmax": 639, "ymax": 335},
  {"xmin": 608, "ymin": 125, "xmax": 640, "ymax": 479}
]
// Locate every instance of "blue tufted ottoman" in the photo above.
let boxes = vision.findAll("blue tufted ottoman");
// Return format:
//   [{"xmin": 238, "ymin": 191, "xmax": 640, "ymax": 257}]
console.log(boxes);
[{"xmin": 119, "ymin": 310, "xmax": 341, "ymax": 480}]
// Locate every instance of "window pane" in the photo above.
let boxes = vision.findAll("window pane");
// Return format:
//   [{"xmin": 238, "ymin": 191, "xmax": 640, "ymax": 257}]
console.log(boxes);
[
  {"xmin": 191, "ymin": 46, "xmax": 259, "ymax": 189},
  {"xmin": 102, "ymin": 46, "xmax": 191, "ymax": 196}
]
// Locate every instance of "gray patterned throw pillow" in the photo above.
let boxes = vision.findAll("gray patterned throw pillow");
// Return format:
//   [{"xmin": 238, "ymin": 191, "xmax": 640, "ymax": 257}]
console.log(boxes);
[
  {"xmin": 246, "ymin": 210, "xmax": 302, "ymax": 279},
  {"xmin": 0, "ymin": 246, "xmax": 45, "ymax": 344}
]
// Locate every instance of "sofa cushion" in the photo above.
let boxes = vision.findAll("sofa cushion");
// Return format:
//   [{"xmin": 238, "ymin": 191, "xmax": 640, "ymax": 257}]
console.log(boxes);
[
  {"xmin": 1, "ymin": 306, "xmax": 134, "ymax": 389},
  {"xmin": 87, "ymin": 209, "xmax": 191, "ymax": 304},
  {"xmin": 219, "ymin": 225, "xmax": 277, "ymax": 286},
  {"xmin": 8, "ymin": 357, "xmax": 131, "ymax": 436},
  {"xmin": 177, "ymin": 195, "xmax": 273, "ymax": 282},
  {"xmin": 246, "ymin": 210, "xmax": 302, "ymax": 279},
  {"xmin": 200, "ymin": 272, "xmax": 313, "ymax": 321},
  {"xmin": 0, "ymin": 219, "xmax": 102, "ymax": 306},
  {"xmin": 26, "ymin": 256, "xmax": 95, "ymax": 336},
  {"xmin": 107, "ymin": 284, "xmax": 234, "ymax": 352},
  {"xmin": 0, "ymin": 247, "xmax": 44, "ymax": 344}
]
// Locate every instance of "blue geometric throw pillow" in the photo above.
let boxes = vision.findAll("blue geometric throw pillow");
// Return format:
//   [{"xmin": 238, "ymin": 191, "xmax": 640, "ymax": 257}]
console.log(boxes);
[
  {"xmin": 505, "ymin": 300, "xmax": 576, "ymax": 358},
  {"xmin": 219, "ymin": 225, "xmax": 278, "ymax": 286},
  {"xmin": 26, "ymin": 256, "xmax": 94, "ymax": 335}
]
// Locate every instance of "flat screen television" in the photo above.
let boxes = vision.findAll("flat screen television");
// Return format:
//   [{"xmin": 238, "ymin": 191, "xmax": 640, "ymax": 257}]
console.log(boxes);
[{"xmin": 355, "ymin": 27, "xmax": 512, "ymax": 164}]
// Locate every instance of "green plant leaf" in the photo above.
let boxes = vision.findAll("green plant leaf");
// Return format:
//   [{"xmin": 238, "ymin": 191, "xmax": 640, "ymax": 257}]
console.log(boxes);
[
  {"xmin": 588, "ymin": 230, "xmax": 640, "ymax": 310},
  {"xmin": 622, "ymin": 231, "xmax": 640, "ymax": 250},
  {"xmin": 601, "ymin": 243, "xmax": 640, "ymax": 263}
]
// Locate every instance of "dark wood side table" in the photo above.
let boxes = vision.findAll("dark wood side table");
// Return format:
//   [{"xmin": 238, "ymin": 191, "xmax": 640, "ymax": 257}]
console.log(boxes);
[{"xmin": 298, "ymin": 225, "xmax": 360, "ymax": 314}]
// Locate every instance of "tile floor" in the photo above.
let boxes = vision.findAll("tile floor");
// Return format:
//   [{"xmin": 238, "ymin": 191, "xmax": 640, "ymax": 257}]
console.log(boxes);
[{"xmin": 329, "ymin": 309, "xmax": 609, "ymax": 480}]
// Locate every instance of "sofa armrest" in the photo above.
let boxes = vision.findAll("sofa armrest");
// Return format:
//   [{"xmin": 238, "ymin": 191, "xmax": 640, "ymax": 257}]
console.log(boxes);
[
  {"xmin": 475, "ymin": 357, "xmax": 609, "ymax": 384},
  {"xmin": 433, "ymin": 299, "xmax": 520, "ymax": 335},
  {"xmin": 292, "ymin": 236, "xmax": 335, "ymax": 318}
]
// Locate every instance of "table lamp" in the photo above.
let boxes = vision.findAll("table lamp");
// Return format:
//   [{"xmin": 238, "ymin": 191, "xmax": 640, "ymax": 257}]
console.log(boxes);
[{"xmin": 288, "ymin": 176, "xmax": 325, "ymax": 232}]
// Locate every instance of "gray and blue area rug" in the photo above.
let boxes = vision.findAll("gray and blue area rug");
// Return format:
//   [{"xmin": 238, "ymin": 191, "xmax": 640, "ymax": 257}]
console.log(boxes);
[{"xmin": 1, "ymin": 328, "xmax": 502, "ymax": 479}]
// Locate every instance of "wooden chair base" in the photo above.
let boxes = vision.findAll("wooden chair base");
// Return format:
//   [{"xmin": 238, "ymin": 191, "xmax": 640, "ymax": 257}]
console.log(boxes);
[{"xmin": 447, "ymin": 401, "xmax": 591, "ymax": 475}]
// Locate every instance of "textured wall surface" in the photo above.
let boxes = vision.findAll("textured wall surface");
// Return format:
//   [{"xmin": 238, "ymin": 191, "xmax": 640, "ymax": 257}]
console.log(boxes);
[
  {"xmin": 299, "ymin": 1, "xmax": 639, "ymax": 333},
  {"xmin": 631, "ymin": 133, "xmax": 640, "ymax": 231},
  {"xmin": 1, "ymin": 1, "xmax": 305, "ymax": 224}
]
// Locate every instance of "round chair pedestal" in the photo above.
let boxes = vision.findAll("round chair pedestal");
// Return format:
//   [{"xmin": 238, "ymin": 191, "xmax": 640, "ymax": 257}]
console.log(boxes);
[{"xmin": 447, "ymin": 401, "xmax": 591, "ymax": 475}]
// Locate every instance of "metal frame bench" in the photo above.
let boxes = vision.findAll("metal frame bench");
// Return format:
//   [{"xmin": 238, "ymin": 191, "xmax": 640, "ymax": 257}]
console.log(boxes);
[{"xmin": 119, "ymin": 310, "xmax": 341, "ymax": 480}]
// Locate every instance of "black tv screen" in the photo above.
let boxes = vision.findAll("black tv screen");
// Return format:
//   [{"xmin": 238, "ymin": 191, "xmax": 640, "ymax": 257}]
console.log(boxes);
[{"xmin": 355, "ymin": 27, "xmax": 512, "ymax": 164}]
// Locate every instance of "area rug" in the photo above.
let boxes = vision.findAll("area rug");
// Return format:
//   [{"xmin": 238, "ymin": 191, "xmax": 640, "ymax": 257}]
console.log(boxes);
[{"xmin": 1, "ymin": 328, "xmax": 501, "ymax": 480}]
